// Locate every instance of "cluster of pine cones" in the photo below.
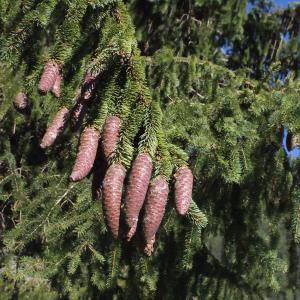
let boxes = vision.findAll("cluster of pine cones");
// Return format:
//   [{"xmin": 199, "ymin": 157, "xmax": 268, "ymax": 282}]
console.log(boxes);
[{"xmin": 14, "ymin": 61, "xmax": 194, "ymax": 256}]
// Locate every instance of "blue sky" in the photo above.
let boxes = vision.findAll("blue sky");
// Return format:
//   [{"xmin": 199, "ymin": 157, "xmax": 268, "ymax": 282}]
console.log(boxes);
[
  {"xmin": 274, "ymin": 0, "xmax": 299, "ymax": 6},
  {"xmin": 247, "ymin": 0, "xmax": 299, "ymax": 13}
]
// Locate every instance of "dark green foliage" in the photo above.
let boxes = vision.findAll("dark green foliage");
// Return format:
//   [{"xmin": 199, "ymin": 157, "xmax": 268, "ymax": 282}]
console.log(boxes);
[{"xmin": 0, "ymin": 0, "xmax": 300, "ymax": 299}]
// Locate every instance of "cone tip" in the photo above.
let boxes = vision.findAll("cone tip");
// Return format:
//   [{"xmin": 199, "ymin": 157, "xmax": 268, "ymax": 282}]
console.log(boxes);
[
  {"xmin": 144, "ymin": 244, "xmax": 154, "ymax": 256},
  {"xmin": 111, "ymin": 230, "xmax": 119, "ymax": 239},
  {"xmin": 70, "ymin": 173, "xmax": 79, "ymax": 182},
  {"xmin": 176, "ymin": 208, "xmax": 188, "ymax": 216}
]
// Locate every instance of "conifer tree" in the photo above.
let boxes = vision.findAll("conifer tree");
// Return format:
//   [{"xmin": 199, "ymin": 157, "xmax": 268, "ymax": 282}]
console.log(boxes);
[{"xmin": 0, "ymin": 0, "xmax": 300, "ymax": 299}]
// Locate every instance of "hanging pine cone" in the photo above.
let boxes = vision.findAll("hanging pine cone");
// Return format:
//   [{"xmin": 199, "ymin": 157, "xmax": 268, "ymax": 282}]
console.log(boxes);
[
  {"xmin": 82, "ymin": 73, "xmax": 96, "ymax": 100},
  {"xmin": 70, "ymin": 127, "xmax": 100, "ymax": 182},
  {"xmin": 125, "ymin": 153, "xmax": 153, "ymax": 241},
  {"xmin": 103, "ymin": 164, "xmax": 126, "ymax": 238},
  {"xmin": 143, "ymin": 176, "xmax": 169, "ymax": 256},
  {"xmin": 51, "ymin": 73, "xmax": 62, "ymax": 97},
  {"xmin": 102, "ymin": 116, "xmax": 122, "ymax": 159},
  {"xmin": 40, "ymin": 107, "xmax": 69, "ymax": 148},
  {"xmin": 174, "ymin": 166, "xmax": 193, "ymax": 215},
  {"xmin": 14, "ymin": 92, "xmax": 28, "ymax": 109},
  {"xmin": 38, "ymin": 60, "xmax": 60, "ymax": 93}
]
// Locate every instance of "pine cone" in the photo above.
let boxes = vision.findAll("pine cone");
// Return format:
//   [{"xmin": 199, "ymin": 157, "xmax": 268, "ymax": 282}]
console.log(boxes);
[
  {"xmin": 82, "ymin": 73, "xmax": 96, "ymax": 100},
  {"xmin": 38, "ymin": 60, "xmax": 60, "ymax": 93},
  {"xmin": 103, "ymin": 164, "xmax": 126, "ymax": 238},
  {"xmin": 143, "ymin": 176, "xmax": 169, "ymax": 256},
  {"xmin": 125, "ymin": 153, "xmax": 153, "ymax": 241},
  {"xmin": 14, "ymin": 92, "xmax": 28, "ymax": 109},
  {"xmin": 102, "ymin": 116, "xmax": 122, "ymax": 159},
  {"xmin": 51, "ymin": 73, "xmax": 62, "ymax": 97},
  {"xmin": 174, "ymin": 166, "xmax": 193, "ymax": 215},
  {"xmin": 70, "ymin": 127, "xmax": 100, "ymax": 182},
  {"xmin": 40, "ymin": 107, "xmax": 69, "ymax": 148}
]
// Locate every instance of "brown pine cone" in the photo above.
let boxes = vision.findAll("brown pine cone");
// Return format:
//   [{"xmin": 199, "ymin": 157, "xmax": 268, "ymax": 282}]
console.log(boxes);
[
  {"xmin": 143, "ymin": 176, "xmax": 169, "ymax": 256},
  {"xmin": 102, "ymin": 116, "xmax": 122, "ymax": 159},
  {"xmin": 70, "ymin": 127, "xmax": 100, "ymax": 182},
  {"xmin": 103, "ymin": 164, "xmax": 126, "ymax": 238},
  {"xmin": 174, "ymin": 166, "xmax": 193, "ymax": 215},
  {"xmin": 82, "ymin": 73, "xmax": 96, "ymax": 100},
  {"xmin": 40, "ymin": 106, "xmax": 69, "ymax": 148},
  {"xmin": 14, "ymin": 92, "xmax": 28, "ymax": 109},
  {"xmin": 125, "ymin": 153, "xmax": 153, "ymax": 241},
  {"xmin": 51, "ymin": 73, "xmax": 62, "ymax": 97},
  {"xmin": 38, "ymin": 60, "xmax": 60, "ymax": 93}
]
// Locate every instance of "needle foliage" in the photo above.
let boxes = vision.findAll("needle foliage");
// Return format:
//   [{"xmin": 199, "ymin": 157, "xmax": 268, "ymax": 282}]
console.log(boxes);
[{"xmin": 0, "ymin": 0, "xmax": 300, "ymax": 299}]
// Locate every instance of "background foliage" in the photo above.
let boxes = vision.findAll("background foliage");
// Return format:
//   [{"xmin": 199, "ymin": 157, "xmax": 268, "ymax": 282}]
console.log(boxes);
[{"xmin": 0, "ymin": 0, "xmax": 300, "ymax": 299}]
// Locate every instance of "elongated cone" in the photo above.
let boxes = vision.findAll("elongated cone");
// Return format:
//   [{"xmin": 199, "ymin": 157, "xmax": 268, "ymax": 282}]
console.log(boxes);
[
  {"xmin": 14, "ymin": 92, "xmax": 28, "ymax": 109},
  {"xmin": 102, "ymin": 116, "xmax": 122, "ymax": 159},
  {"xmin": 174, "ymin": 166, "xmax": 193, "ymax": 215},
  {"xmin": 125, "ymin": 153, "xmax": 153, "ymax": 241},
  {"xmin": 82, "ymin": 73, "xmax": 96, "ymax": 100},
  {"xmin": 38, "ymin": 60, "xmax": 60, "ymax": 93},
  {"xmin": 70, "ymin": 127, "xmax": 100, "ymax": 182},
  {"xmin": 143, "ymin": 176, "xmax": 169, "ymax": 256},
  {"xmin": 51, "ymin": 73, "xmax": 62, "ymax": 97},
  {"xmin": 103, "ymin": 164, "xmax": 126, "ymax": 238},
  {"xmin": 40, "ymin": 107, "xmax": 69, "ymax": 148}
]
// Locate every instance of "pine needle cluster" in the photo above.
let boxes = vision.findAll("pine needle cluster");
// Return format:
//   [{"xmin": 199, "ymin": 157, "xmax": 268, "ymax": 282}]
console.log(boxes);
[{"xmin": 0, "ymin": 0, "xmax": 300, "ymax": 299}]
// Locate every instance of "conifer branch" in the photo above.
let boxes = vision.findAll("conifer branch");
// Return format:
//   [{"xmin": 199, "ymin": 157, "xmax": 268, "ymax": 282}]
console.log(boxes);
[{"xmin": 186, "ymin": 200, "xmax": 208, "ymax": 232}]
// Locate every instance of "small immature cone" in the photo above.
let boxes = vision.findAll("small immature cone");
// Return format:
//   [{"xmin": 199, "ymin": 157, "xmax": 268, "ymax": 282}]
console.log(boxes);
[
  {"xmin": 174, "ymin": 166, "xmax": 193, "ymax": 215},
  {"xmin": 102, "ymin": 116, "xmax": 122, "ymax": 159},
  {"xmin": 70, "ymin": 90, "xmax": 84, "ymax": 125},
  {"xmin": 72, "ymin": 100, "xmax": 85, "ymax": 125},
  {"xmin": 103, "ymin": 164, "xmax": 126, "ymax": 238},
  {"xmin": 40, "ymin": 107, "xmax": 69, "ymax": 148},
  {"xmin": 51, "ymin": 73, "xmax": 62, "ymax": 97},
  {"xmin": 14, "ymin": 92, "xmax": 28, "ymax": 109},
  {"xmin": 82, "ymin": 73, "xmax": 96, "ymax": 100},
  {"xmin": 143, "ymin": 176, "xmax": 169, "ymax": 256},
  {"xmin": 70, "ymin": 127, "xmax": 100, "ymax": 182},
  {"xmin": 125, "ymin": 153, "xmax": 153, "ymax": 241},
  {"xmin": 38, "ymin": 60, "xmax": 60, "ymax": 93}
]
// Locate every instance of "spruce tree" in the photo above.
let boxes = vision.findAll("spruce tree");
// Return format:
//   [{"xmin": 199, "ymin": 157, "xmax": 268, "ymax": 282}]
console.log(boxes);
[{"xmin": 0, "ymin": 0, "xmax": 300, "ymax": 299}]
